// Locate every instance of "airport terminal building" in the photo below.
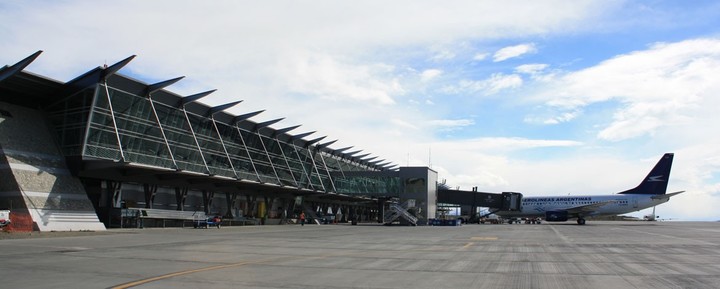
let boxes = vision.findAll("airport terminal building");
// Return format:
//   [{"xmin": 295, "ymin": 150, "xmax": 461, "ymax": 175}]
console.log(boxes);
[{"xmin": 0, "ymin": 51, "xmax": 442, "ymax": 231}]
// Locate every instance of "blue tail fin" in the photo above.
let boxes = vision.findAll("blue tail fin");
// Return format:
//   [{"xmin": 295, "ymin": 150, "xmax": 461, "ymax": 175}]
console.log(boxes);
[{"xmin": 618, "ymin": 153, "xmax": 673, "ymax": 195}]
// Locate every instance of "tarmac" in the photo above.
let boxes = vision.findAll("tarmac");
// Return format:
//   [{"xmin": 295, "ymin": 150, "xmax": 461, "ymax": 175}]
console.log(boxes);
[{"xmin": 1, "ymin": 221, "xmax": 720, "ymax": 289}]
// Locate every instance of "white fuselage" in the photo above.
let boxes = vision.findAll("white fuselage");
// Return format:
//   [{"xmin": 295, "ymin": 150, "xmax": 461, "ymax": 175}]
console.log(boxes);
[{"xmin": 496, "ymin": 194, "xmax": 670, "ymax": 219}]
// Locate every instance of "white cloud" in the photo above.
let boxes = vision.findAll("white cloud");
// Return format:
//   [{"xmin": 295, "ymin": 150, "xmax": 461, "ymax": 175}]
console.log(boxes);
[
  {"xmin": 485, "ymin": 73, "xmax": 524, "ymax": 94},
  {"xmin": 449, "ymin": 73, "xmax": 523, "ymax": 95},
  {"xmin": 533, "ymin": 38, "xmax": 720, "ymax": 141},
  {"xmin": 391, "ymin": 118, "xmax": 420, "ymax": 130},
  {"xmin": 524, "ymin": 109, "xmax": 582, "ymax": 125},
  {"xmin": 493, "ymin": 43, "xmax": 538, "ymax": 62},
  {"xmin": 283, "ymin": 53, "xmax": 402, "ymax": 105},
  {"xmin": 427, "ymin": 119, "xmax": 475, "ymax": 130},
  {"xmin": 420, "ymin": 69, "xmax": 443, "ymax": 82},
  {"xmin": 473, "ymin": 52, "xmax": 489, "ymax": 61},
  {"xmin": 431, "ymin": 50, "xmax": 456, "ymax": 61},
  {"xmin": 515, "ymin": 63, "xmax": 548, "ymax": 75}
]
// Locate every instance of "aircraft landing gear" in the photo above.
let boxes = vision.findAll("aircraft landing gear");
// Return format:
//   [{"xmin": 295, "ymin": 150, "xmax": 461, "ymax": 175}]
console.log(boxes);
[{"xmin": 577, "ymin": 218, "xmax": 586, "ymax": 225}]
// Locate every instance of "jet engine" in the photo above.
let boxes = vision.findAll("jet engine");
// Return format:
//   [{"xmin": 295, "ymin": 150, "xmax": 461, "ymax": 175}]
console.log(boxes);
[{"xmin": 545, "ymin": 211, "xmax": 569, "ymax": 222}]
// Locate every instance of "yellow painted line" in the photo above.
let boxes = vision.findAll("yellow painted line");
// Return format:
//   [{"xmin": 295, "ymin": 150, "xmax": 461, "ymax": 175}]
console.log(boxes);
[
  {"xmin": 111, "ymin": 257, "xmax": 281, "ymax": 289},
  {"xmin": 470, "ymin": 236, "xmax": 498, "ymax": 240},
  {"xmin": 463, "ymin": 242, "xmax": 474, "ymax": 248},
  {"xmin": 112, "ymin": 251, "xmax": 364, "ymax": 289}
]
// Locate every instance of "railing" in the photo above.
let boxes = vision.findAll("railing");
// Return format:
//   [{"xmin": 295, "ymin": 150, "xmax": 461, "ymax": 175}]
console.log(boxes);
[
  {"xmin": 301, "ymin": 203, "xmax": 322, "ymax": 225},
  {"xmin": 383, "ymin": 200, "xmax": 418, "ymax": 226},
  {"xmin": 126, "ymin": 208, "xmax": 206, "ymax": 228}
]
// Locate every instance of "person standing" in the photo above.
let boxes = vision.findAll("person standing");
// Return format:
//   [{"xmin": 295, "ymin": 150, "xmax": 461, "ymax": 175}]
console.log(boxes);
[{"xmin": 299, "ymin": 212, "xmax": 306, "ymax": 226}]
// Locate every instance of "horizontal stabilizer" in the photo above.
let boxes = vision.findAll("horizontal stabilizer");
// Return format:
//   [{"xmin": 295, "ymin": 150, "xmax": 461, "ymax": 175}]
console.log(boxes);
[{"xmin": 651, "ymin": 191, "xmax": 685, "ymax": 200}]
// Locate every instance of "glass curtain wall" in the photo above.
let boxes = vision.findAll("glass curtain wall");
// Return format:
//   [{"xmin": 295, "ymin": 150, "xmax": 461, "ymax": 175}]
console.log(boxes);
[
  {"xmin": 75, "ymin": 82, "xmax": 396, "ymax": 196},
  {"xmin": 46, "ymin": 87, "xmax": 96, "ymax": 156}
]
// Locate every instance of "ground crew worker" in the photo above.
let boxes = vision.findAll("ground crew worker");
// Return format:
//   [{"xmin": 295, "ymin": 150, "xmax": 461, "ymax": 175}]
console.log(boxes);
[{"xmin": 299, "ymin": 212, "xmax": 306, "ymax": 226}]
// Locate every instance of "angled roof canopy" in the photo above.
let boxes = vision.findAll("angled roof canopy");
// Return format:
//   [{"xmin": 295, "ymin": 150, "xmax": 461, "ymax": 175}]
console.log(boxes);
[
  {"xmin": 304, "ymin": 135, "xmax": 327, "ymax": 148},
  {"xmin": 179, "ymin": 90, "xmax": 216, "ymax": 107},
  {"xmin": 354, "ymin": 153, "xmax": 371, "ymax": 160},
  {"xmin": 253, "ymin": 118, "xmax": 284, "ymax": 131},
  {"xmin": 271, "ymin": 125, "xmax": 301, "ymax": 138},
  {"xmin": 291, "ymin": 131, "xmax": 315, "ymax": 141},
  {"xmin": 233, "ymin": 110, "xmax": 264, "ymax": 124},
  {"xmin": 146, "ymin": 76, "xmax": 184, "ymax": 96},
  {"xmin": 0, "ymin": 50, "xmax": 42, "ymax": 83},
  {"xmin": 317, "ymin": 139, "xmax": 337, "ymax": 149},
  {"xmin": 1, "ymin": 51, "xmax": 396, "ymax": 176},
  {"xmin": 208, "ymin": 101, "xmax": 242, "ymax": 116},
  {"xmin": 101, "ymin": 55, "xmax": 136, "ymax": 80}
]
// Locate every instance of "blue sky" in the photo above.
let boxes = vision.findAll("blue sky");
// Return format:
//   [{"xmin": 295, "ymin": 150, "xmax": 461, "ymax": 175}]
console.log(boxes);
[{"xmin": 3, "ymin": 0, "xmax": 720, "ymax": 220}]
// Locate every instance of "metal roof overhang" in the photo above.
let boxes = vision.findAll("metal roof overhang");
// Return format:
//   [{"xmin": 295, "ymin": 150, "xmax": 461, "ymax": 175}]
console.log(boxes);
[
  {"xmin": 78, "ymin": 158, "xmax": 378, "ymax": 202},
  {"xmin": 0, "ymin": 70, "xmax": 65, "ymax": 108}
]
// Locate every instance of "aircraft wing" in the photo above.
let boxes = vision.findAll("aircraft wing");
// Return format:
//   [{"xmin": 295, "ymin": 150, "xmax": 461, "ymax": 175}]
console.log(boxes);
[
  {"xmin": 565, "ymin": 200, "xmax": 617, "ymax": 214},
  {"xmin": 652, "ymin": 191, "xmax": 685, "ymax": 200}
]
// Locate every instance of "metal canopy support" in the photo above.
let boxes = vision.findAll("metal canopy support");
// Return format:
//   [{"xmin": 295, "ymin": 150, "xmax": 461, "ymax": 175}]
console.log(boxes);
[
  {"xmin": 175, "ymin": 187, "xmax": 189, "ymax": 211},
  {"xmin": 361, "ymin": 156, "xmax": 378, "ymax": 162},
  {"xmin": 101, "ymin": 81, "xmax": 125, "ymax": 162},
  {"xmin": 304, "ymin": 136, "xmax": 326, "ymax": 148},
  {"xmin": 143, "ymin": 184, "xmax": 158, "ymax": 208},
  {"xmin": 208, "ymin": 101, "xmax": 244, "ymax": 179},
  {"xmin": 291, "ymin": 131, "xmax": 316, "ymax": 141},
  {"xmin": 317, "ymin": 139, "xmax": 338, "ymax": 150},
  {"xmin": 207, "ymin": 100, "xmax": 242, "ymax": 116},
  {"xmin": 318, "ymin": 150, "xmax": 338, "ymax": 192},
  {"xmin": 385, "ymin": 165, "xmax": 399, "ymax": 170},
  {"xmin": 271, "ymin": 125, "xmax": 301, "ymax": 138},
  {"xmin": 147, "ymin": 90, "xmax": 179, "ymax": 169},
  {"xmin": 233, "ymin": 110, "xmax": 265, "ymax": 123},
  {"xmin": 275, "ymin": 137, "xmax": 299, "ymax": 187},
  {"xmin": 180, "ymin": 90, "xmax": 216, "ymax": 107},
  {"xmin": 211, "ymin": 115, "xmax": 240, "ymax": 179},
  {"xmin": 0, "ymin": 50, "xmax": 43, "ymax": 83},
  {"xmin": 253, "ymin": 118, "xmax": 284, "ymax": 132},
  {"xmin": 145, "ymin": 77, "xmax": 185, "ymax": 96},
  {"xmin": 291, "ymin": 144, "xmax": 314, "ymax": 190},
  {"xmin": 102, "ymin": 55, "xmax": 137, "ymax": 80},
  {"xmin": 332, "ymin": 146, "xmax": 353, "ymax": 157},
  {"xmin": 225, "ymin": 192, "xmax": 238, "ymax": 218},
  {"xmin": 376, "ymin": 161, "xmax": 393, "ymax": 167},
  {"xmin": 202, "ymin": 190, "xmax": 214, "ymax": 214},
  {"xmin": 180, "ymin": 106, "xmax": 211, "ymax": 175},
  {"xmin": 234, "ymin": 125, "xmax": 262, "ymax": 182},
  {"xmin": 353, "ymin": 153, "xmax": 371, "ymax": 160},
  {"xmin": 305, "ymin": 146, "xmax": 326, "ymax": 191},
  {"xmin": 255, "ymin": 130, "xmax": 283, "ymax": 185}
]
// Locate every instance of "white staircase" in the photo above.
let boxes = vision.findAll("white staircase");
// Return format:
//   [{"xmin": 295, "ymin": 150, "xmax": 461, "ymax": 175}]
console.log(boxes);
[
  {"xmin": 383, "ymin": 200, "xmax": 418, "ymax": 226},
  {"xmin": 301, "ymin": 203, "xmax": 321, "ymax": 225}
]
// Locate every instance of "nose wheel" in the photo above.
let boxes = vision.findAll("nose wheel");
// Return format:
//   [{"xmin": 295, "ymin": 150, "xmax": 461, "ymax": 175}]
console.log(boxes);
[{"xmin": 577, "ymin": 218, "xmax": 586, "ymax": 225}]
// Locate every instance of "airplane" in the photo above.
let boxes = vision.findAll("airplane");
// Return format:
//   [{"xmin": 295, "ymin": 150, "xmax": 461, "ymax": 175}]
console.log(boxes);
[{"xmin": 495, "ymin": 153, "xmax": 684, "ymax": 225}]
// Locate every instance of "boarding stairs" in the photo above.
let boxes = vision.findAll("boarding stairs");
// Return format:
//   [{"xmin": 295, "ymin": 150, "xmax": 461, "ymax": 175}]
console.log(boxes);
[
  {"xmin": 383, "ymin": 200, "xmax": 418, "ymax": 226},
  {"xmin": 479, "ymin": 209, "xmax": 500, "ymax": 218},
  {"xmin": 301, "ymin": 203, "xmax": 322, "ymax": 225}
]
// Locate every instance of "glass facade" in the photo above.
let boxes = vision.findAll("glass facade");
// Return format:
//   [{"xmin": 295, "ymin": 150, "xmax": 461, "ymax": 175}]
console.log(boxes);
[{"xmin": 47, "ymin": 81, "xmax": 399, "ymax": 197}]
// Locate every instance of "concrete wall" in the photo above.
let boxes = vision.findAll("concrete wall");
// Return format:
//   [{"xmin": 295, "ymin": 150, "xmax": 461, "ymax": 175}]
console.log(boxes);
[
  {"xmin": 398, "ymin": 167, "xmax": 438, "ymax": 225},
  {"xmin": 0, "ymin": 102, "xmax": 105, "ymax": 231}
]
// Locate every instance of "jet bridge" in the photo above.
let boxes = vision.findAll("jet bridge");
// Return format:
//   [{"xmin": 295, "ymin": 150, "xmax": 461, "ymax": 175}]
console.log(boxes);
[{"xmin": 437, "ymin": 189, "xmax": 522, "ymax": 212}]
